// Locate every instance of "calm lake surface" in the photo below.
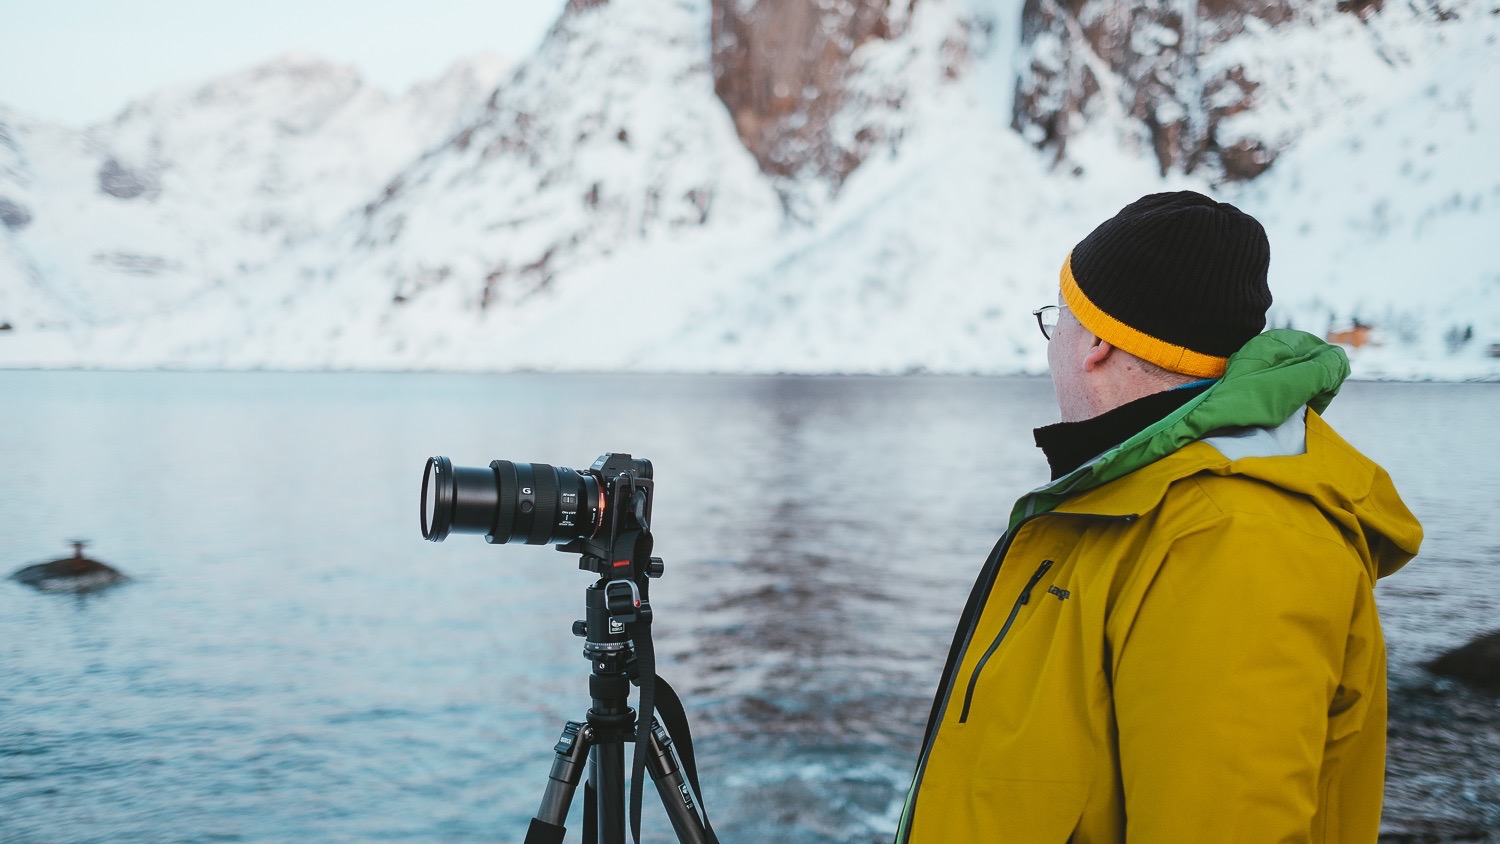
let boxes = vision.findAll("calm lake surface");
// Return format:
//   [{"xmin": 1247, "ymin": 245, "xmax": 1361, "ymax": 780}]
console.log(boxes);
[{"xmin": 2, "ymin": 371, "xmax": 1496, "ymax": 842}]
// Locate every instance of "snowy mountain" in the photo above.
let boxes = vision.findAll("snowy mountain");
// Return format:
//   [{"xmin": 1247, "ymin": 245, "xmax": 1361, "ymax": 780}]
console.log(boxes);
[
  {"xmin": 0, "ymin": 0, "xmax": 1496, "ymax": 379},
  {"xmin": 0, "ymin": 51, "xmax": 509, "ymax": 328}
]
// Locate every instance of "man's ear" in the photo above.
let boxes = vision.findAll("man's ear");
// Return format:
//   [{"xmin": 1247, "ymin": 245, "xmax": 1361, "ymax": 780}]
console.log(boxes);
[{"xmin": 1083, "ymin": 338, "xmax": 1114, "ymax": 372}]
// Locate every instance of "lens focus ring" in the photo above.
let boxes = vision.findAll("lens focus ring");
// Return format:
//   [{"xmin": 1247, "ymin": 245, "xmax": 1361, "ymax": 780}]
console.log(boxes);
[
  {"xmin": 528, "ymin": 464, "xmax": 559, "ymax": 545},
  {"xmin": 492, "ymin": 461, "xmax": 518, "ymax": 543}
]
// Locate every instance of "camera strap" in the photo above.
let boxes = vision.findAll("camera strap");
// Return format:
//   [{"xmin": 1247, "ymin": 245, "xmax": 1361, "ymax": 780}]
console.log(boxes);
[
  {"xmin": 653, "ymin": 673, "xmax": 718, "ymax": 843},
  {"xmin": 628, "ymin": 608, "xmax": 655, "ymax": 844},
  {"xmin": 613, "ymin": 520, "xmax": 656, "ymax": 844},
  {"xmin": 623, "ymin": 574, "xmax": 718, "ymax": 841},
  {"xmin": 626, "ymin": 625, "xmax": 719, "ymax": 843},
  {"xmin": 602, "ymin": 484, "xmax": 718, "ymax": 844}
]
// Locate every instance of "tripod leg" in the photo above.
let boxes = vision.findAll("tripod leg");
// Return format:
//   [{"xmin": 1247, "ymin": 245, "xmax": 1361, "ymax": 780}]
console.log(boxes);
[
  {"xmin": 526, "ymin": 721, "xmax": 593, "ymax": 844},
  {"xmin": 593, "ymin": 741, "xmax": 628, "ymax": 844},
  {"xmin": 644, "ymin": 720, "xmax": 711, "ymax": 844}
]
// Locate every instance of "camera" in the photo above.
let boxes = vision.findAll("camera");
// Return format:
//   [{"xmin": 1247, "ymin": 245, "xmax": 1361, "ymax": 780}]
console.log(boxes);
[
  {"xmin": 417, "ymin": 452, "xmax": 716, "ymax": 841},
  {"xmin": 421, "ymin": 452, "xmax": 653, "ymax": 546}
]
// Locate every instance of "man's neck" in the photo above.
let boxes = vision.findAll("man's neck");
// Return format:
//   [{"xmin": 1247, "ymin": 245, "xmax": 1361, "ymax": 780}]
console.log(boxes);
[{"xmin": 1034, "ymin": 382, "xmax": 1214, "ymax": 480}]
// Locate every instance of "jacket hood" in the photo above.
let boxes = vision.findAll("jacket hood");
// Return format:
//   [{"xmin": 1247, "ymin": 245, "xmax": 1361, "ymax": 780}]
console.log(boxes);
[{"xmin": 1016, "ymin": 330, "xmax": 1422, "ymax": 578}]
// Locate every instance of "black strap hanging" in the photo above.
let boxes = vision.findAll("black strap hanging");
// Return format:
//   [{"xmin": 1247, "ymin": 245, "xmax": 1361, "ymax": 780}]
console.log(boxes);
[
  {"xmin": 653, "ymin": 676, "xmax": 717, "ymax": 842},
  {"xmin": 628, "ymin": 613, "xmax": 655, "ymax": 844}
]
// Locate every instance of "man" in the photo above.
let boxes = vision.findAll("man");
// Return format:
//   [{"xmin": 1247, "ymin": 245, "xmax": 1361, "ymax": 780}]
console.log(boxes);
[{"xmin": 896, "ymin": 191, "xmax": 1423, "ymax": 842}]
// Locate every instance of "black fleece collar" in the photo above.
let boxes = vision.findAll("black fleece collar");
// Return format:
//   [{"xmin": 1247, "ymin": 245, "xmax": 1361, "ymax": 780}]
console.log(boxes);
[{"xmin": 1034, "ymin": 382, "xmax": 1214, "ymax": 481}]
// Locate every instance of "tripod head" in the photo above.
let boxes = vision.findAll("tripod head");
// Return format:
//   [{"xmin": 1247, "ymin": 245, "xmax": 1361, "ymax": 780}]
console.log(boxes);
[
  {"xmin": 556, "ymin": 454, "xmax": 664, "ymax": 655},
  {"xmin": 560, "ymin": 453, "xmax": 663, "ymax": 627}
]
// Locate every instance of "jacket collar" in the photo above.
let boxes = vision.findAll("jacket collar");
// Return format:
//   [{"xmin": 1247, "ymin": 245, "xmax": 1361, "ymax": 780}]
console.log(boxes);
[{"xmin": 1008, "ymin": 330, "xmax": 1350, "ymax": 529}]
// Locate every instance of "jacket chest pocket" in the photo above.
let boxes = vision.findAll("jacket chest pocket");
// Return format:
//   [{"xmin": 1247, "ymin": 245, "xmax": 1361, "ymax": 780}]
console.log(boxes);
[{"xmin": 958, "ymin": 557, "xmax": 1064, "ymax": 723}]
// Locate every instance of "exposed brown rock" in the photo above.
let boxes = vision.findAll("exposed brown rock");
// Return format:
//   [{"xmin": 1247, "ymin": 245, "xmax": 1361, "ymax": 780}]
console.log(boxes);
[
  {"xmin": 0, "ymin": 197, "xmax": 31, "ymax": 230},
  {"xmin": 1220, "ymin": 137, "xmax": 1275, "ymax": 181},
  {"xmin": 710, "ymin": 0, "xmax": 911, "ymax": 190},
  {"xmin": 98, "ymin": 158, "xmax": 156, "ymax": 199},
  {"xmin": 1426, "ymin": 629, "xmax": 1500, "ymax": 694},
  {"xmin": 1013, "ymin": 0, "xmax": 1293, "ymax": 181},
  {"xmin": 10, "ymin": 541, "xmax": 128, "ymax": 593},
  {"xmin": 1336, "ymin": 0, "xmax": 1383, "ymax": 19},
  {"xmin": 478, "ymin": 243, "xmax": 564, "ymax": 311}
]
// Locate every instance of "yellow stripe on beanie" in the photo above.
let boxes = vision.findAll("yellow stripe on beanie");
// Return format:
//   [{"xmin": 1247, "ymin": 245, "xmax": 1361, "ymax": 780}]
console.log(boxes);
[{"xmin": 1060, "ymin": 253, "xmax": 1229, "ymax": 378}]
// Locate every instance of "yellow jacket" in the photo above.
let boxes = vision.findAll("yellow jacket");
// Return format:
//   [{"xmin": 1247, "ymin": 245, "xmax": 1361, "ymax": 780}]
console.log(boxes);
[{"xmin": 899, "ymin": 332, "xmax": 1423, "ymax": 842}]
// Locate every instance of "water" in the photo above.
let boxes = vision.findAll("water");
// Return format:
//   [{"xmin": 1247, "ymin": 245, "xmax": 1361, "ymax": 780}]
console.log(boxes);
[{"xmin": 1, "ymin": 372, "xmax": 1496, "ymax": 843}]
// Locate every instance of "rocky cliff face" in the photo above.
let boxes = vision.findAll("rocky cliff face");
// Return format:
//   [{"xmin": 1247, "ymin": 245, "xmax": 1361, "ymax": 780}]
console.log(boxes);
[
  {"xmin": 708, "ymin": 0, "xmax": 1449, "ymax": 189},
  {"xmin": 1012, "ymin": 0, "xmax": 1299, "ymax": 181},
  {"xmin": 710, "ymin": 0, "xmax": 916, "ymax": 207}
]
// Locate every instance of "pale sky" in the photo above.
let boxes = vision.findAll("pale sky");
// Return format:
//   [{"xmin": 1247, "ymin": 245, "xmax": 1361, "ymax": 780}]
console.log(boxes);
[{"xmin": 0, "ymin": 0, "xmax": 567, "ymax": 125}]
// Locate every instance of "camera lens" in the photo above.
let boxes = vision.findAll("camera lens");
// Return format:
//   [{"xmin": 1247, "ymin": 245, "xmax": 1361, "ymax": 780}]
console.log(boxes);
[{"xmin": 420, "ymin": 456, "xmax": 601, "ymax": 545}]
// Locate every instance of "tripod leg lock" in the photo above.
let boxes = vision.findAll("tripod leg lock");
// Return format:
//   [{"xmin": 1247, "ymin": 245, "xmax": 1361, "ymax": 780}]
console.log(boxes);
[
  {"xmin": 646, "ymin": 721, "xmax": 695, "ymax": 810},
  {"xmin": 644, "ymin": 719, "xmax": 713, "ymax": 844},
  {"xmin": 533, "ymin": 720, "xmax": 594, "ymax": 831},
  {"xmin": 549, "ymin": 721, "xmax": 592, "ymax": 785}
]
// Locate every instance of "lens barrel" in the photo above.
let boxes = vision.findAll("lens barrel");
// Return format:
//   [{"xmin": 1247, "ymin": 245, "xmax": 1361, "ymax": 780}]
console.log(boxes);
[{"xmin": 421, "ymin": 456, "xmax": 600, "ymax": 545}]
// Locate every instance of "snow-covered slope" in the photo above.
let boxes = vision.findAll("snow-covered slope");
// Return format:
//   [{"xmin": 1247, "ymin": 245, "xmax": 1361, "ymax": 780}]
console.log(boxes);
[
  {"xmin": 37, "ymin": 0, "xmax": 785, "ymax": 370},
  {"xmin": 1216, "ymin": 0, "xmax": 1500, "ymax": 378},
  {"xmin": 0, "ymin": 0, "xmax": 1495, "ymax": 379},
  {"xmin": 0, "ymin": 52, "xmax": 509, "ymax": 330}
]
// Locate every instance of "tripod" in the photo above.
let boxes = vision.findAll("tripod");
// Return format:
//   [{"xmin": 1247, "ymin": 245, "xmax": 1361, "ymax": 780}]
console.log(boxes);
[{"xmin": 523, "ymin": 487, "xmax": 716, "ymax": 844}]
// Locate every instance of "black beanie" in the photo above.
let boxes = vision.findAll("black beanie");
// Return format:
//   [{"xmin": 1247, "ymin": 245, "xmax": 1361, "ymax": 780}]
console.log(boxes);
[{"xmin": 1061, "ymin": 191, "xmax": 1272, "ymax": 377}]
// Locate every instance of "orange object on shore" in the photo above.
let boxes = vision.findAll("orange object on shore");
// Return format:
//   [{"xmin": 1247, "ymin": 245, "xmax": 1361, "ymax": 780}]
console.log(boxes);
[{"xmin": 1327, "ymin": 322, "xmax": 1375, "ymax": 348}]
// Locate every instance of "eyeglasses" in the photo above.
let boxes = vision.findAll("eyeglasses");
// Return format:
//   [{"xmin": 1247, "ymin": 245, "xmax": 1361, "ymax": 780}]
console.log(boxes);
[{"xmin": 1032, "ymin": 305, "xmax": 1063, "ymax": 340}]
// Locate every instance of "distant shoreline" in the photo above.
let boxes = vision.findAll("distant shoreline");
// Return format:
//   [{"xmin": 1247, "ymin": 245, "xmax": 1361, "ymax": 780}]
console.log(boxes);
[{"xmin": 1, "ymin": 366, "xmax": 1496, "ymax": 383}]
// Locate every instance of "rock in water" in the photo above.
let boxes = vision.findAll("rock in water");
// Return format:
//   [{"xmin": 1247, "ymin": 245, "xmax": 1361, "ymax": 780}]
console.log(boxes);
[
  {"xmin": 9, "ymin": 541, "xmax": 129, "ymax": 593},
  {"xmin": 1425, "ymin": 629, "xmax": 1500, "ymax": 694}
]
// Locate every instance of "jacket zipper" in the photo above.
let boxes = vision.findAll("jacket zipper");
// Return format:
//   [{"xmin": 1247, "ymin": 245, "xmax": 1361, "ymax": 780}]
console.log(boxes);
[
  {"xmin": 958, "ymin": 558, "xmax": 1054, "ymax": 723},
  {"xmin": 897, "ymin": 509, "xmax": 1137, "ymax": 843}
]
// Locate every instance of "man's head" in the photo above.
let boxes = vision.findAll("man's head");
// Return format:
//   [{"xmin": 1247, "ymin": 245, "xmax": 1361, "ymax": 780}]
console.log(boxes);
[{"xmin": 1047, "ymin": 191, "xmax": 1272, "ymax": 421}]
